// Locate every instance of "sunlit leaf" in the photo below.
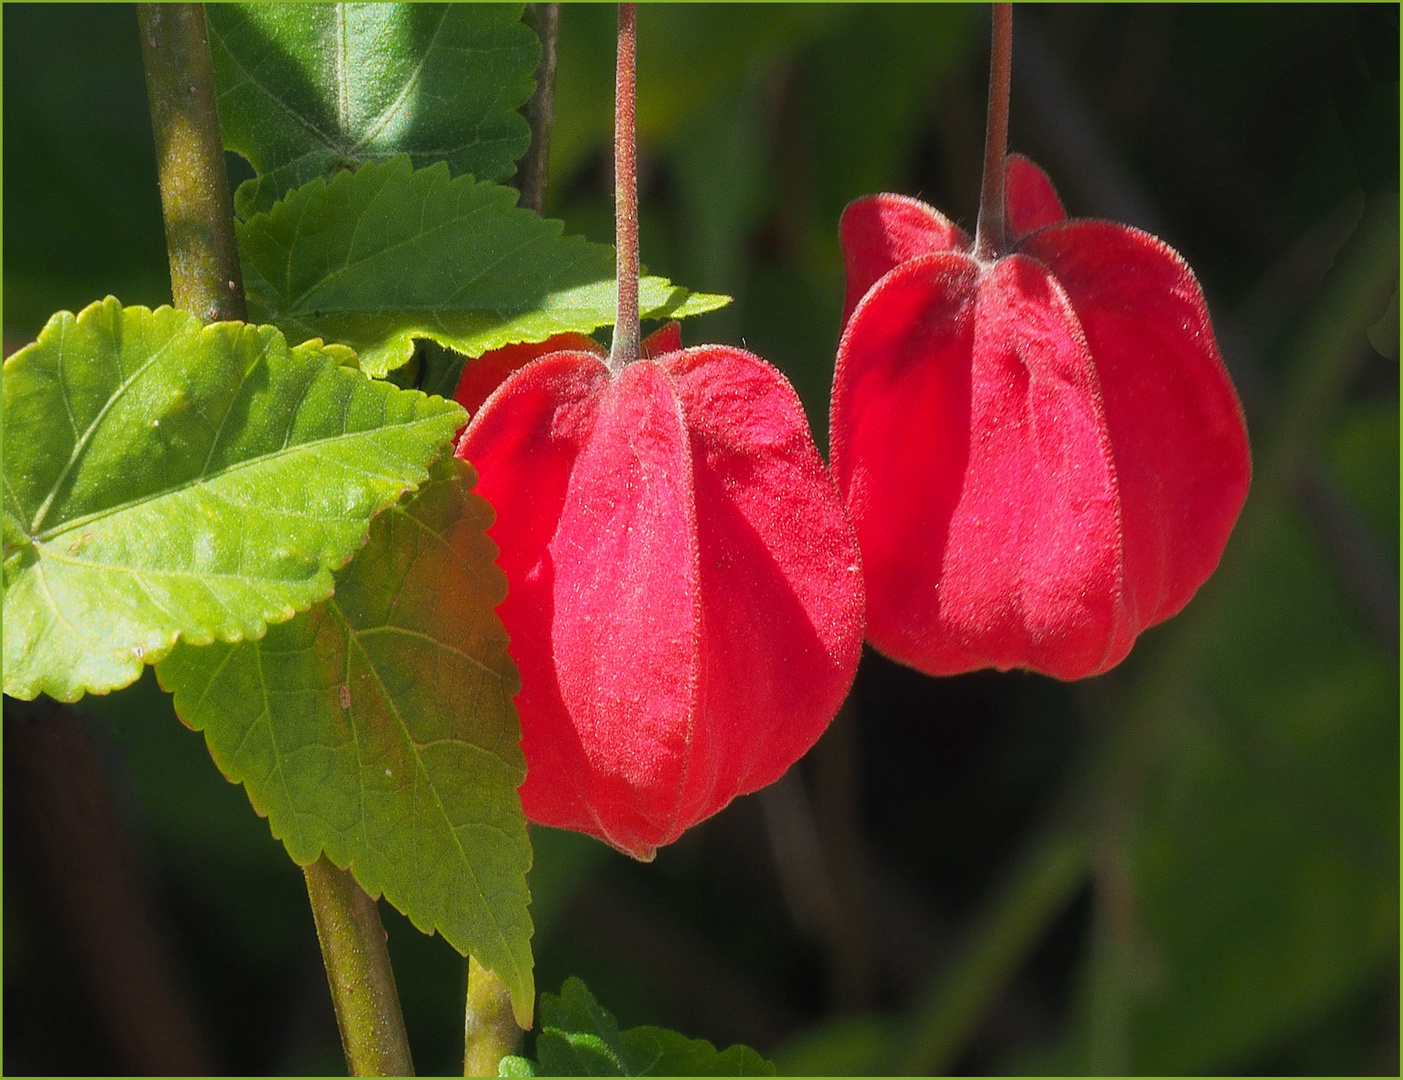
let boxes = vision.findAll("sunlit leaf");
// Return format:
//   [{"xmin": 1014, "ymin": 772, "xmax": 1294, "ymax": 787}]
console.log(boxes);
[
  {"xmin": 209, "ymin": 3, "xmax": 537, "ymax": 217},
  {"xmin": 239, "ymin": 156, "xmax": 729, "ymax": 377},
  {"xmin": 2, "ymin": 298, "xmax": 464, "ymax": 702},
  {"xmin": 156, "ymin": 456, "xmax": 535, "ymax": 1025},
  {"xmin": 501, "ymin": 977, "xmax": 775, "ymax": 1077}
]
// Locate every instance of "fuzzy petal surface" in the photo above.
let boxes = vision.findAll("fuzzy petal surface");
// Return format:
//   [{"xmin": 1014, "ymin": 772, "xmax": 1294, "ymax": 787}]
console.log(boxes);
[
  {"xmin": 834, "ymin": 254, "xmax": 1132, "ymax": 678},
  {"xmin": 665, "ymin": 346, "xmax": 865, "ymax": 825},
  {"xmin": 456, "ymin": 351, "xmax": 615, "ymax": 845},
  {"xmin": 455, "ymin": 333, "xmax": 602, "ymax": 417},
  {"xmin": 1020, "ymin": 221, "xmax": 1250, "ymax": 631},
  {"xmin": 1005, "ymin": 153, "xmax": 1066, "ymax": 240},
  {"xmin": 546, "ymin": 361, "xmax": 702, "ymax": 858},
  {"xmin": 839, "ymin": 194, "xmax": 968, "ymax": 327}
]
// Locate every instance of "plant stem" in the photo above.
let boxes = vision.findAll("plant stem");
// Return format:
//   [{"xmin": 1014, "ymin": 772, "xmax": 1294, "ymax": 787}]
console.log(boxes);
[
  {"xmin": 518, "ymin": 4, "xmax": 561, "ymax": 216},
  {"xmin": 304, "ymin": 856, "xmax": 416, "ymax": 1077},
  {"xmin": 608, "ymin": 2, "xmax": 640, "ymax": 372},
  {"xmin": 464, "ymin": 957, "xmax": 522, "ymax": 1076},
  {"xmin": 973, "ymin": 3, "xmax": 1013, "ymax": 263},
  {"xmin": 142, "ymin": 13, "xmax": 414, "ymax": 1074},
  {"xmin": 137, "ymin": 3, "xmax": 245, "ymax": 323}
]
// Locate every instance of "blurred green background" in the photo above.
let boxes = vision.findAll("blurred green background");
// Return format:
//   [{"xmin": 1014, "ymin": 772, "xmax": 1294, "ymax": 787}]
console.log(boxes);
[{"xmin": 4, "ymin": 3, "xmax": 1397, "ymax": 1075}]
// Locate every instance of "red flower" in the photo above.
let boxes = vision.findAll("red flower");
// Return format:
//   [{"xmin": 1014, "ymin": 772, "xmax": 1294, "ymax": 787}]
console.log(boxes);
[
  {"xmin": 457, "ymin": 327, "xmax": 863, "ymax": 859},
  {"xmin": 453, "ymin": 324, "xmax": 682, "ymax": 417},
  {"xmin": 830, "ymin": 155, "xmax": 1250, "ymax": 680}
]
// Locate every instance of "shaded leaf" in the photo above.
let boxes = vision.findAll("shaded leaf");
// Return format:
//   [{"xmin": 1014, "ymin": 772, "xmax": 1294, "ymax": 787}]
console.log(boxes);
[
  {"xmin": 155, "ymin": 456, "xmax": 535, "ymax": 1026},
  {"xmin": 513, "ymin": 978, "xmax": 775, "ymax": 1077},
  {"xmin": 2, "ymin": 298, "xmax": 464, "ymax": 702},
  {"xmin": 209, "ymin": 3, "xmax": 537, "ymax": 217},
  {"xmin": 239, "ymin": 156, "xmax": 730, "ymax": 377}
]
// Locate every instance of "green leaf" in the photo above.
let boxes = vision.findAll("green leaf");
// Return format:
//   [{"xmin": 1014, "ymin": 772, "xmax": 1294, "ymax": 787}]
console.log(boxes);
[
  {"xmin": 2, "ymin": 298, "xmax": 464, "ymax": 702},
  {"xmin": 520, "ymin": 978, "xmax": 775, "ymax": 1077},
  {"xmin": 208, "ymin": 3, "xmax": 538, "ymax": 217},
  {"xmin": 154, "ymin": 456, "xmax": 535, "ymax": 1026},
  {"xmin": 239, "ymin": 156, "xmax": 731, "ymax": 377}
]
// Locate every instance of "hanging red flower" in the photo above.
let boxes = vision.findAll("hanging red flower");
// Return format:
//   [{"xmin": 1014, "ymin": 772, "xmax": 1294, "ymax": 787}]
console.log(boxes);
[
  {"xmin": 456, "ymin": 326, "xmax": 864, "ymax": 859},
  {"xmin": 830, "ymin": 153, "xmax": 1250, "ymax": 680}
]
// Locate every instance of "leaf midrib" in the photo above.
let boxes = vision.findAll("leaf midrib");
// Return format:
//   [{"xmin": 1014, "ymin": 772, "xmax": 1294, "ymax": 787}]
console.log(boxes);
[
  {"xmin": 33, "ymin": 410, "xmax": 452, "ymax": 544},
  {"xmin": 28, "ymin": 313, "xmax": 190, "ymax": 536}
]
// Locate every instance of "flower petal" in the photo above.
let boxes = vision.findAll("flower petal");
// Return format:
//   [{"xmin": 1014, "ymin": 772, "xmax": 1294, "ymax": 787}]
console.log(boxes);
[
  {"xmin": 1021, "ymin": 221, "xmax": 1250, "ymax": 632},
  {"xmin": 840, "ymin": 193, "xmax": 969, "ymax": 328},
  {"xmin": 454, "ymin": 333, "xmax": 603, "ymax": 417},
  {"xmin": 665, "ymin": 345, "xmax": 864, "ymax": 825},
  {"xmin": 641, "ymin": 320, "xmax": 683, "ymax": 359},
  {"xmin": 455, "ymin": 351, "xmax": 633, "ymax": 850},
  {"xmin": 1005, "ymin": 153, "xmax": 1066, "ymax": 240},
  {"xmin": 547, "ymin": 360, "xmax": 702, "ymax": 859},
  {"xmin": 832, "ymin": 253, "xmax": 981, "ymax": 669},
  {"xmin": 834, "ymin": 252, "xmax": 1135, "ymax": 678}
]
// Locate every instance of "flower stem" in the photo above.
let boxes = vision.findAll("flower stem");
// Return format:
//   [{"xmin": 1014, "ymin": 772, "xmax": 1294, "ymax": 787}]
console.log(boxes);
[
  {"xmin": 518, "ymin": 4, "xmax": 561, "ymax": 217},
  {"xmin": 463, "ymin": 956, "xmax": 522, "ymax": 1076},
  {"xmin": 973, "ymin": 3, "xmax": 1013, "ymax": 263},
  {"xmin": 304, "ymin": 856, "xmax": 416, "ymax": 1077},
  {"xmin": 137, "ymin": 3, "xmax": 245, "ymax": 323},
  {"xmin": 608, "ymin": 2, "xmax": 640, "ymax": 372}
]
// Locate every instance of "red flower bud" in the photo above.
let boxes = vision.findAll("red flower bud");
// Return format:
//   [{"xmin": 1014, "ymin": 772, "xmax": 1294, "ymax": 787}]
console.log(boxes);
[
  {"xmin": 457, "ymin": 331, "xmax": 864, "ymax": 859},
  {"xmin": 830, "ymin": 155, "xmax": 1250, "ymax": 680}
]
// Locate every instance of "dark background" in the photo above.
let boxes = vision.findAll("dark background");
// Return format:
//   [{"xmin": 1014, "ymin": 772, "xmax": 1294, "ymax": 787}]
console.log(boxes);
[{"xmin": 4, "ymin": 4, "xmax": 1398, "ymax": 1075}]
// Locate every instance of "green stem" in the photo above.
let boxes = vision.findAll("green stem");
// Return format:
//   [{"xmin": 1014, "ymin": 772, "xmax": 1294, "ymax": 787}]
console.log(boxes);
[
  {"xmin": 464, "ymin": 956, "xmax": 522, "ymax": 1076},
  {"xmin": 304, "ymin": 857, "xmax": 416, "ymax": 1077},
  {"xmin": 891, "ymin": 827, "xmax": 1091, "ymax": 1075},
  {"xmin": 518, "ymin": 3, "xmax": 561, "ymax": 216},
  {"xmin": 137, "ymin": 3, "xmax": 245, "ymax": 322}
]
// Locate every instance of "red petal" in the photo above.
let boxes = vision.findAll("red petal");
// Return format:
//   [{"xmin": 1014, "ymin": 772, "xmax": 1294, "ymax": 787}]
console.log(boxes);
[
  {"xmin": 544, "ymin": 361, "xmax": 702, "ymax": 859},
  {"xmin": 664, "ymin": 345, "xmax": 864, "ymax": 824},
  {"xmin": 455, "ymin": 351, "xmax": 623, "ymax": 847},
  {"xmin": 833, "ymin": 253, "xmax": 1134, "ymax": 679},
  {"xmin": 640, "ymin": 320, "xmax": 683, "ymax": 359},
  {"xmin": 464, "ymin": 342, "xmax": 863, "ymax": 858},
  {"xmin": 840, "ymin": 193, "xmax": 969, "ymax": 328},
  {"xmin": 453, "ymin": 333, "xmax": 603, "ymax": 417},
  {"xmin": 1005, "ymin": 153, "xmax": 1066, "ymax": 240},
  {"xmin": 1020, "ymin": 221, "xmax": 1250, "ymax": 632}
]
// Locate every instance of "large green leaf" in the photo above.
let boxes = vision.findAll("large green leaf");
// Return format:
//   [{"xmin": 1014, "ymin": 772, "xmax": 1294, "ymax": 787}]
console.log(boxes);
[
  {"xmin": 2, "ymin": 298, "xmax": 464, "ymax": 702},
  {"xmin": 208, "ymin": 3, "xmax": 537, "ymax": 217},
  {"xmin": 155, "ymin": 457, "xmax": 535, "ymax": 1026},
  {"xmin": 239, "ymin": 156, "xmax": 731, "ymax": 377},
  {"xmin": 500, "ymin": 978, "xmax": 775, "ymax": 1077}
]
